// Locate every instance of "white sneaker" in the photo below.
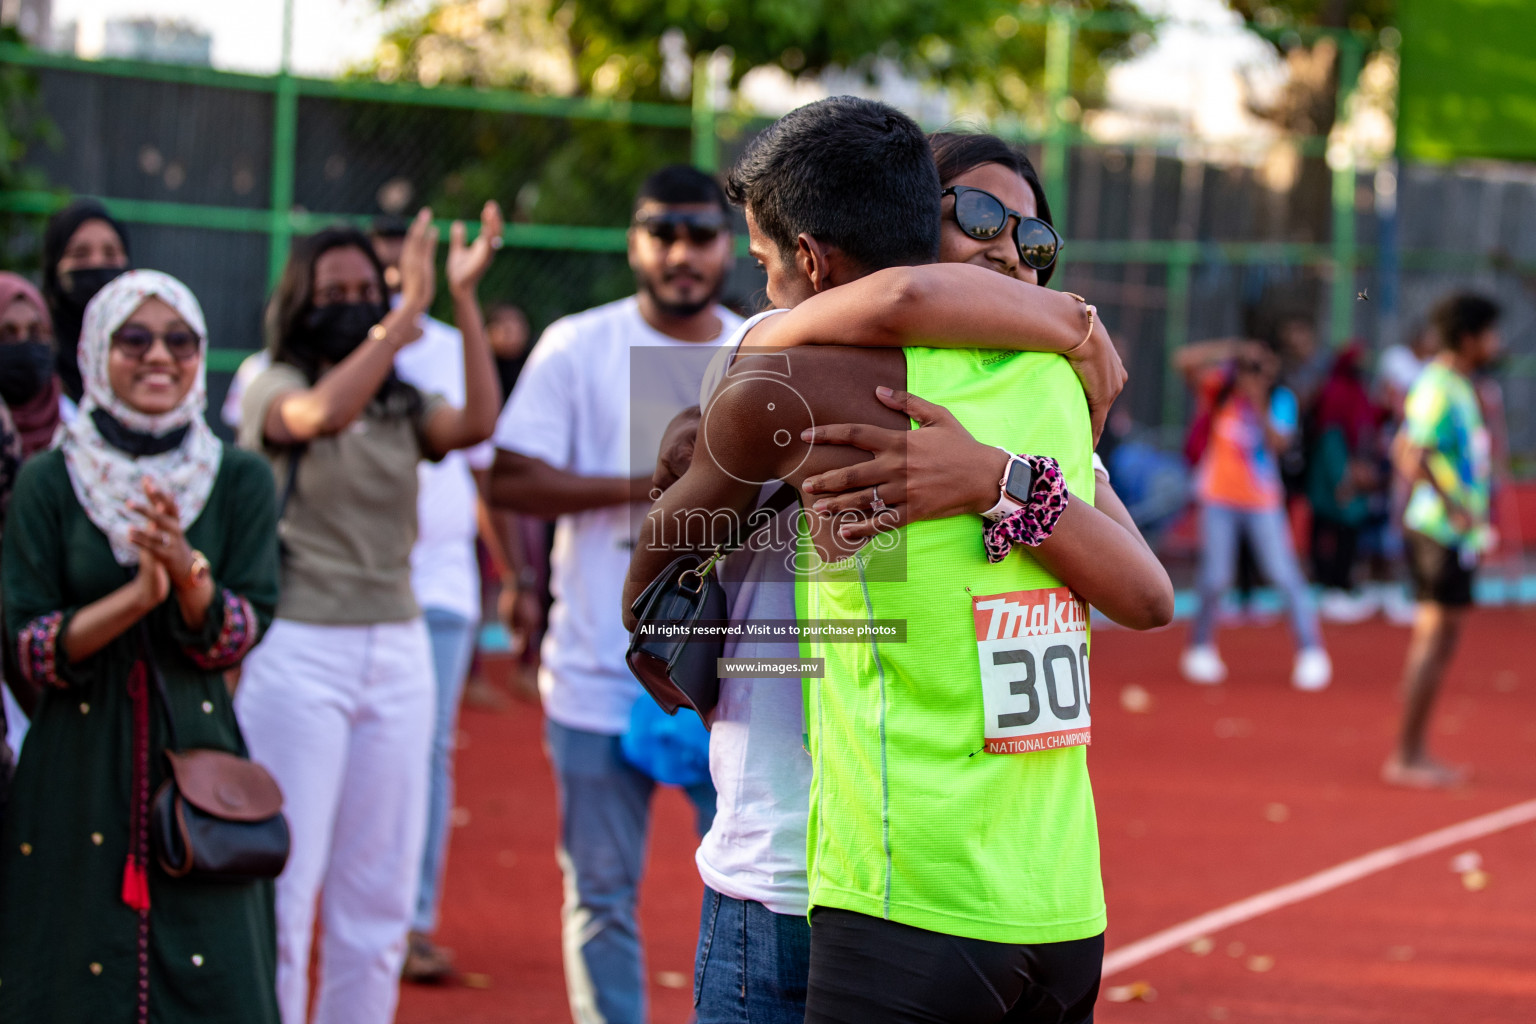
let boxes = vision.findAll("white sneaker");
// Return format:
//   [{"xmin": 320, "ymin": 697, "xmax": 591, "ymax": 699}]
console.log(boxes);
[
  {"xmin": 1292, "ymin": 648, "xmax": 1332, "ymax": 691},
  {"xmin": 1318, "ymin": 589, "xmax": 1376, "ymax": 624},
  {"xmin": 1180, "ymin": 645, "xmax": 1227, "ymax": 685},
  {"xmin": 1378, "ymin": 585, "xmax": 1418, "ymax": 626}
]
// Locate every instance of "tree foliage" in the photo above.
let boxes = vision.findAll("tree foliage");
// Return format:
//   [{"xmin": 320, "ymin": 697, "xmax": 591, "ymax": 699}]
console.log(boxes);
[
  {"xmin": 558, "ymin": 0, "xmax": 1149, "ymax": 116},
  {"xmin": 0, "ymin": 27, "xmax": 61, "ymax": 271},
  {"xmin": 370, "ymin": 0, "xmax": 1153, "ymax": 121},
  {"xmin": 1222, "ymin": 0, "xmax": 1394, "ymax": 135},
  {"xmin": 354, "ymin": 1, "xmax": 1153, "ymax": 323},
  {"xmin": 1224, "ymin": 0, "xmax": 1393, "ymax": 45},
  {"xmin": 1215, "ymin": 1, "xmax": 1399, "ymax": 246}
]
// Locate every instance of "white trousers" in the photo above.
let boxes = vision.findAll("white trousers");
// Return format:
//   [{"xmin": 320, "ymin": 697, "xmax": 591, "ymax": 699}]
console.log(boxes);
[{"xmin": 236, "ymin": 617, "xmax": 434, "ymax": 1024}]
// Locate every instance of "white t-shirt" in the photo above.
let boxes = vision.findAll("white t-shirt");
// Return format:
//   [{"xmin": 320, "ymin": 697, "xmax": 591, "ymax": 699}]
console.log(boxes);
[
  {"xmin": 1378, "ymin": 344, "xmax": 1426, "ymax": 400},
  {"xmin": 492, "ymin": 295, "xmax": 741, "ymax": 735},
  {"xmin": 220, "ymin": 350, "xmax": 269, "ymax": 431},
  {"xmin": 692, "ymin": 309, "xmax": 815, "ymax": 916},
  {"xmin": 395, "ymin": 315, "xmax": 494, "ymax": 622},
  {"xmin": 219, "ymin": 312, "xmax": 491, "ymax": 621}
]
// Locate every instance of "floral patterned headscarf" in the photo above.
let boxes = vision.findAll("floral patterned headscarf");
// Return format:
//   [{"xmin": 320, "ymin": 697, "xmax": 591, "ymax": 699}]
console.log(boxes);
[{"xmin": 60, "ymin": 270, "xmax": 222, "ymax": 566}]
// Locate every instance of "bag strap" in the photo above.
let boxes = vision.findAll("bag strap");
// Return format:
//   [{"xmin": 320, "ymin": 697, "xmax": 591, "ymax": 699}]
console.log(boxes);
[
  {"xmin": 684, "ymin": 484, "xmax": 801, "ymax": 587},
  {"xmin": 273, "ymin": 445, "xmax": 306, "ymax": 562},
  {"xmin": 137, "ymin": 621, "xmax": 181, "ymax": 753},
  {"xmin": 277, "ymin": 445, "xmax": 304, "ymax": 521}
]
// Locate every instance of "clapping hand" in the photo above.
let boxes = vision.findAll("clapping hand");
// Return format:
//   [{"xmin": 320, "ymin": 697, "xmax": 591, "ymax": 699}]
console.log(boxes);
[
  {"xmin": 127, "ymin": 478, "xmax": 195, "ymax": 587},
  {"xmin": 129, "ymin": 549, "xmax": 169, "ymax": 610},
  {"xmin": 398, "ymin": 207, "xmax": 439, "ymax": 318},
  {"xmin": 127, "ymin": 478, "xmax": 189, "ymax": 608},
  {"xmin": 448, "ymin": 200, "xmax": 505, "ymax": 301}
]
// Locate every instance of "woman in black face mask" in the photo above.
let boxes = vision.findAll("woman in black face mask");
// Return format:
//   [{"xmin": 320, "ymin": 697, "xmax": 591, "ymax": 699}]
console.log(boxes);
[
  {"xmin": 0, "ymin": 273, "xmax": 62, "ymax": 463},
  {"xmin": 0, "ymin": 274, "xmax": 45, "ymax": 815},
  {"xmin": 0, "ymin": 274, "xmax": 57, "ymax": 715},
  {"xmin": 41, "ymin": 199, "xmax": 132, "ymax": 403},
  {"xmin": 234, "ymin": 208, "xmax": 503, "ymax": 1024}
]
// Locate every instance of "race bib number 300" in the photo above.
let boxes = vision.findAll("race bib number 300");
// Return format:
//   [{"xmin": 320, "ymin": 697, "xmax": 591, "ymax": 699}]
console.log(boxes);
[{"xmin": 972, "ymin": 587, "xmax": 1091, "ymax": 754}]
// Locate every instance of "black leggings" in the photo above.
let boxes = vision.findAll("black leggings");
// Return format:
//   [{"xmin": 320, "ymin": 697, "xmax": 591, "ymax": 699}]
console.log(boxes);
[
  {"xmin": 804, "ymin": 908, "xmax": 1104, "ymax": 1024},
  {"xmin": 1311, "ymin": 516, "xmax": 1360, "ymax": 591}
]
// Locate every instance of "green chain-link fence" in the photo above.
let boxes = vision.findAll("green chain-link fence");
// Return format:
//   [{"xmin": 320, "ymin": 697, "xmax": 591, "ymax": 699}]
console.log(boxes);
[{"xmin": 3, "ymin": 18, "xmax": 1536, "ymax": 464}]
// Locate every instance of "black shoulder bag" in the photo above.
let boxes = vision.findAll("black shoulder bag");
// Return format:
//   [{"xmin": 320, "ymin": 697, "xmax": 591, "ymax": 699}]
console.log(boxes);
[
  {"xmin": 143, "ymin": 626, "xmax": 291, "ymax": 880},
  {"xmin": 626, "ymin": 485, "xmax": 799, "ymax": 722}
]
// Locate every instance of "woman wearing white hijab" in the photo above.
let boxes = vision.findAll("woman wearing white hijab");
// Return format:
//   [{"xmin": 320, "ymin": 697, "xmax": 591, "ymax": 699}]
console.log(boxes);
[{"xmin": 0, "ymin": 270, "xmax": 281, "ymax": 1024}]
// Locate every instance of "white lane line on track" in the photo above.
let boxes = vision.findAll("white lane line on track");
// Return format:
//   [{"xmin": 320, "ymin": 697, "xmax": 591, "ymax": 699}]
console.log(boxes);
[{"xmin": 1102, "ymin": 797, "xmax": 1536, "ymax": 978}]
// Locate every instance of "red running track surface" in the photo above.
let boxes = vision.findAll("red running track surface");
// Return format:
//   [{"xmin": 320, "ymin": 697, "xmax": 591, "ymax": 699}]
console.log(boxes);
[{"xmin": 399, "ymin": 608, "xmax": 1536, "ymax": 1024}]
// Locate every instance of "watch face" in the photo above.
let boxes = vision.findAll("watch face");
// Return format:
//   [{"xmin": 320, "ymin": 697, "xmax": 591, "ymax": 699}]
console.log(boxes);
[{"xmin": 1004, "ymin": 458, "xmax": 1034, "ymax": 505}]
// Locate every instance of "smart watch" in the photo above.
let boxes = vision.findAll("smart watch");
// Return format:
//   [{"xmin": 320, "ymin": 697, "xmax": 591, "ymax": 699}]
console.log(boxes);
[{"xmin": 982, "ymin": 448, "xmax": 1036, "ymax": 522}]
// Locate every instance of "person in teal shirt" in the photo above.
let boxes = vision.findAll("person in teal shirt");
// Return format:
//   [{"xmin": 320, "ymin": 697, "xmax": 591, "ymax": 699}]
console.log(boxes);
[{"xmin": 1387, "ymin": 292, "xmax": 1500, "ymax": 788}]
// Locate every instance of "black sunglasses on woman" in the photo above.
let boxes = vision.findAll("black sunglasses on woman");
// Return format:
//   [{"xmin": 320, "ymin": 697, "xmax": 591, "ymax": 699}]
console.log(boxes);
[{"xmin": 943, "ymin": 185, "xmax": 1063, "ymax": 272}]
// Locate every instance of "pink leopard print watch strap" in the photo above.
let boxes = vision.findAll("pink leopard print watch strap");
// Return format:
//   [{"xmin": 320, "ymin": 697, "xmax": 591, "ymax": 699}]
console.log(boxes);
[{"xmin": 982, "ymin": 455, "xmax": 1069, "ymax": 563}]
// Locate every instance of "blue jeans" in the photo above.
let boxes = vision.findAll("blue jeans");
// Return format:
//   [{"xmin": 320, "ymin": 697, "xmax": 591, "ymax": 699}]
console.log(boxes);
[
  {"xmin": 412, "ymin": 607, "xmax": 479, "ymax": 933},
  {"xmin": 695, "ymin": 887, "xmax": 811, "ymax": 1024},
  {"xmin": 1192, "ymin": 502, "xmax": 1322, "ymax": 650},
  {"xmin": 546, "ymin": 718, "xmax": 717, "ymax": 1024}
]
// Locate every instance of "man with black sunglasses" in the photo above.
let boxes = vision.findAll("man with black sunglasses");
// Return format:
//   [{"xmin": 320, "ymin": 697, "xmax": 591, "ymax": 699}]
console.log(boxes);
[{"xmin": 487, "ymin": 165, "xmax": 739, "ymax": 1024}]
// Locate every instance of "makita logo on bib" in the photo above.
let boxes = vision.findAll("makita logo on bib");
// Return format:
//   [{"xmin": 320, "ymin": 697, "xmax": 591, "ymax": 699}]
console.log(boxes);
[{"xmin": 972, "ymin": 586, "xmax": 1087, "ymax": 642}]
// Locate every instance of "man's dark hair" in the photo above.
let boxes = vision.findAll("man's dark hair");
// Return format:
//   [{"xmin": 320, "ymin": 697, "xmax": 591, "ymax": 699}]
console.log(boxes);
[
  {"xmin": 370, "ymin": 214, "xmax": 410, "ymax": 240},
  {"xmin": 487, "ymin": 300, "xmax": 527, "ymax": 320},
  {"xmin": 1430, "ymin": 292, "xmax": 1500, "ymax": 352},
  {"xmin": 930, "ymin": 131, "xmax": 1056, "ymax": 286},
  {"xmin": 634, "ymin": 164, "xmax": 730, "ymax": 217},
  {"xmin": 726, "ymin": 96, "xmax": 940, "ymax": 271}
]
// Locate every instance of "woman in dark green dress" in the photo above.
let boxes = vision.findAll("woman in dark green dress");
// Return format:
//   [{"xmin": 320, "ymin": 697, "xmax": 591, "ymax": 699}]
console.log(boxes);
[{"xmin": 0, "ymin": 270, "xmax": 280, "ymax": 1023}]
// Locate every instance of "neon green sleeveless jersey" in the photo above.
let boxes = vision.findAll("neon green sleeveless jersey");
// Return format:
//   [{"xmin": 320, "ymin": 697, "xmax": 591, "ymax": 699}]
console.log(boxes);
[{"xmin": 798, "ymin": 347, "xmax": 1104, "ymax": 944}]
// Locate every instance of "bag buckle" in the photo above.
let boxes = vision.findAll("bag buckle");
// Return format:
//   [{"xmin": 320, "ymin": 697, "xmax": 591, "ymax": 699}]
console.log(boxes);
[{"xmin": 677, "ymin": 548, "xmax": 725, "ymax": 594}]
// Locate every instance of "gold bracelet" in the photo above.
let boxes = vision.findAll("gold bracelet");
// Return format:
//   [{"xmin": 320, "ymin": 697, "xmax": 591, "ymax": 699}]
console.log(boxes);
[
  {"xmin": 1060, "ymin": 292, "xmax": 1096, "ymax": 356},
  {"xmin": 175, "ymin": 550, "xmax": 211, "ymax": 591}
]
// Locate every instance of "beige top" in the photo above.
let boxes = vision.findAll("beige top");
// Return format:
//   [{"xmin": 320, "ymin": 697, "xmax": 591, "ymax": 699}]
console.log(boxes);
[{"xmin": 238, "ymin": 362, "xmax": 446, "ymax": 625}]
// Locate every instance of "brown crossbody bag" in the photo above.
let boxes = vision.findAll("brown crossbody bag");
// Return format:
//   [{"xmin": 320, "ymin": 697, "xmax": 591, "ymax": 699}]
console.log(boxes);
[{"xmin": 141, "ymin": 624, "xmax": 291, "ymax": 880}]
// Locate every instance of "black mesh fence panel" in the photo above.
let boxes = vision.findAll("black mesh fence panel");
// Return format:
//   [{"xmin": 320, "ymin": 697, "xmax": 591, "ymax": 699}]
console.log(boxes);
[
  {"xmin": 8, "ymin": 60, "xmax": 1536, "ymax": 459},
  {"xmin": 30, "ymin": 67, "xmax": 274, "ymax": 209}
]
